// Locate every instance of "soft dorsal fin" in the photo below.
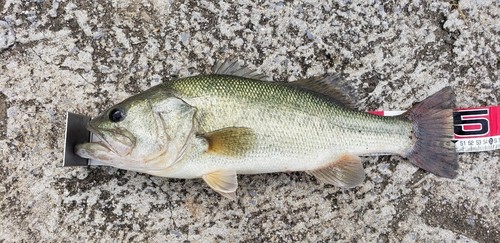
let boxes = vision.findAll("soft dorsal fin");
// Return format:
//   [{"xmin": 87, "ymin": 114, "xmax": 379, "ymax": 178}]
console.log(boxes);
[
  {"xmin": 202, "ymin": 170, "xmax": 238, "ymax": 200},
  {"xmin": 307, "ymin": 153, "xmax": 365, "ymax": 188},
  {"xmin": 202, "ymin": 127, "xmax": 256, "ymax": 157},
  {"xmin": 288, "ymin": 74, "xmax": 356, "ymax": 108},
  {"xmin": 213, "ymin": 60, "xmax": 269, "ymax": 80}
]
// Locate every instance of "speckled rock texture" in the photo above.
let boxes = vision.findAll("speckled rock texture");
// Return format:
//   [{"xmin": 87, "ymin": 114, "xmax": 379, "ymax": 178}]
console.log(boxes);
[{"xmin": 0, "ymin": 0, "xmax": 499, "ymax": 242}]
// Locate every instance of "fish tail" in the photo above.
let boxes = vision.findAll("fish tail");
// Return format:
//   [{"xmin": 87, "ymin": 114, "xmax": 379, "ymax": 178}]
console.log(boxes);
[{"xmin": 403, "ymin": 87, "xmax": 458, "ymax": 178}]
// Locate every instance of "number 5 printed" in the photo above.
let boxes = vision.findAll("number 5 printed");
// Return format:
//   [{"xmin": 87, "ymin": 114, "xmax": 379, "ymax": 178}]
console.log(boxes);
[{"xmin": 453, "ymin": 109, "xmax": 489, "ymax": 137}]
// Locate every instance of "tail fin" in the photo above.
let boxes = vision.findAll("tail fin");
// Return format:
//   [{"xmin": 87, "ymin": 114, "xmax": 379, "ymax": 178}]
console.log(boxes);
[{"xmin": 404, "ymin": 87, "xmax": 458, "ymax": 178}]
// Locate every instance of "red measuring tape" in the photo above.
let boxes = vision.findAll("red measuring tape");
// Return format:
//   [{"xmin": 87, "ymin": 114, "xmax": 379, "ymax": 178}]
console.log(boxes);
[{"xmin": 370, "ymin": 106, "xmax": 500, "ymax": 153}]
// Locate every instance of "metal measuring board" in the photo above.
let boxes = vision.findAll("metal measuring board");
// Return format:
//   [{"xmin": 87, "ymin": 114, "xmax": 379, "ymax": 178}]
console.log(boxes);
[{"xmin": 63, "ymin": 112, "xmax": 91, "ymax": 166}]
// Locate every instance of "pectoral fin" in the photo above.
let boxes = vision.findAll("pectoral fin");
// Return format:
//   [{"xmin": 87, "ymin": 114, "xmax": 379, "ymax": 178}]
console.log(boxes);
[
  {"xmin": 202, "ymin": 170, "xmax": 238, "ymax": 200},
  {"xmin": 202, "ymin": 127, "xmax": 256, "ymax": 157},
  {"xmin": 307, "ymin": 153, "xmax": 365, "ymax": 188}
]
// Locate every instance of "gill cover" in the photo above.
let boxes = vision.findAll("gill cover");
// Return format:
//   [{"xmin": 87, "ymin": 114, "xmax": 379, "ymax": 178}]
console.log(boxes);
[{"xmin": 148, "ymin": 96, "xmax": 198, "ymax": 170}]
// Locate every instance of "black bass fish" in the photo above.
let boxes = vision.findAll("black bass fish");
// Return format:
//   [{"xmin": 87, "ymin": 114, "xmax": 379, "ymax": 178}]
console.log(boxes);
[{"xmin": 76, "ymin": 61, "xmax": 458, "ymax": 199}]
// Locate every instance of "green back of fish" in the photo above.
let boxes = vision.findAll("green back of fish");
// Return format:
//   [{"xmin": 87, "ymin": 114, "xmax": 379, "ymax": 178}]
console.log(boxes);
[{"xmin": 165, "ymin": 74, "xmax": 350, "ymax": 120}]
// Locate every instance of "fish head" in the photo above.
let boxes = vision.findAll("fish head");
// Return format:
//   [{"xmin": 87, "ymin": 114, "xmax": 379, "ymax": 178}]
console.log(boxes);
[{"xmin": 76, "ymin": 87, "xmax": 197, "ymax": 174}]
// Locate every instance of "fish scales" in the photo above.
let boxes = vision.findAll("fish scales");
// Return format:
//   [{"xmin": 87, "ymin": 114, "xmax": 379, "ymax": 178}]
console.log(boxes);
[{"xmin": 162, "ymin": 75, "xmax": 412, "ymax": 177}]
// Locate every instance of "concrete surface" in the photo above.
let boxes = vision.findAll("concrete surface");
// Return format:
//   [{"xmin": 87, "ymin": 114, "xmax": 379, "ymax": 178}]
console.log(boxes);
[{"xmin": 0, "ymin": 0, "xmax": 499, "ymax": 242}]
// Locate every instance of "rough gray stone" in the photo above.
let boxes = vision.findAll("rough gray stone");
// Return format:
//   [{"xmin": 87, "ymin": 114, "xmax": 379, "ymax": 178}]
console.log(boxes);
[
  {"xmin": 0, "ymin": 0, "xmax": 498, "ymax": 242},
  {"xmin": 0, "ymin": 20, "xmax": 15, "ymax": 52}
]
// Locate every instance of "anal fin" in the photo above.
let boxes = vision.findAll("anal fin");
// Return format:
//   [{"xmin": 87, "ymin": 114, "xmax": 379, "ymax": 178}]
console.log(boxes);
[
  {"xmin": 202, "ymin": 170, "xmax": 238, "ymax": 200},
  {"xmin": 307, "ymin": 153, "xmax": 365, "ymax": 188}
]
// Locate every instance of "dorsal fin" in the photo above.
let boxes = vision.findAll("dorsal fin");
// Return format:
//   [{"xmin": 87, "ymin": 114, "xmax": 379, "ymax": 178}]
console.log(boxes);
[
  {"xmin": 288, "ymin": 74, "xmax": 356, "ymax": 108},
  {"xmin": 213, "ymin": 60, "xmax": 269, "ymax": 80}
]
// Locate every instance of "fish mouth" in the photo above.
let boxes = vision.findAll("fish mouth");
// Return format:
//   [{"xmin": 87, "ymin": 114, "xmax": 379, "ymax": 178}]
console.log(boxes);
[
  {"xmin": 86, "ymin": 126, "xmax": 114, "ymax": 152},
  {"xmin": 85, "ymin": 123, "xmax": 136, "ymax": 157},
  {"xmin": 77, "ymin": 124, "xmax": 172, "ymax": 173}
]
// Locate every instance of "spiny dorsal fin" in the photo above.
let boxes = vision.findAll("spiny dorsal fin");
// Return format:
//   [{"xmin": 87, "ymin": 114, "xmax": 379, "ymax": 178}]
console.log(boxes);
[
  {"xmin": 202, "ymin": 170, "xmax": 238, "ymax": 200},
  {"xmin": 288, "ymin": 74, "xmax": 356, "ymax": 108},
  {"xmin": 307, "ymin": 153, "xmax": 365, "ymax": 188},
  {"xmin": 213, "ymin": 60, "xmax": 269, "ymax": 80},
  {"xmin": 202, "ymin": 127, "xmax": 256, "ymax": 157}
]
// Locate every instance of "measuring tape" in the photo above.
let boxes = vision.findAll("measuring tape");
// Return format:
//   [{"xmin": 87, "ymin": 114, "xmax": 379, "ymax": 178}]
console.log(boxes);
[{"xmin": 370, "ymin": 106, "xmax": 500, "ymax": 153}]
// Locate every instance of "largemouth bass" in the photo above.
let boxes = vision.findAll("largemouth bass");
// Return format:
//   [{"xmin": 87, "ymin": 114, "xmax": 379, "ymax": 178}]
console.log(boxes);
[{"xmin": 76, "ymin": 61, "xmax": 458, "ymax": 199}]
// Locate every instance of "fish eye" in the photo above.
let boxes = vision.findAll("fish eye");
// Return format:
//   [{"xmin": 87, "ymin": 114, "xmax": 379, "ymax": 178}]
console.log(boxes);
[{"xmin": 109, "ymin": 108, "xmax": 126, "ymax": 122}]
